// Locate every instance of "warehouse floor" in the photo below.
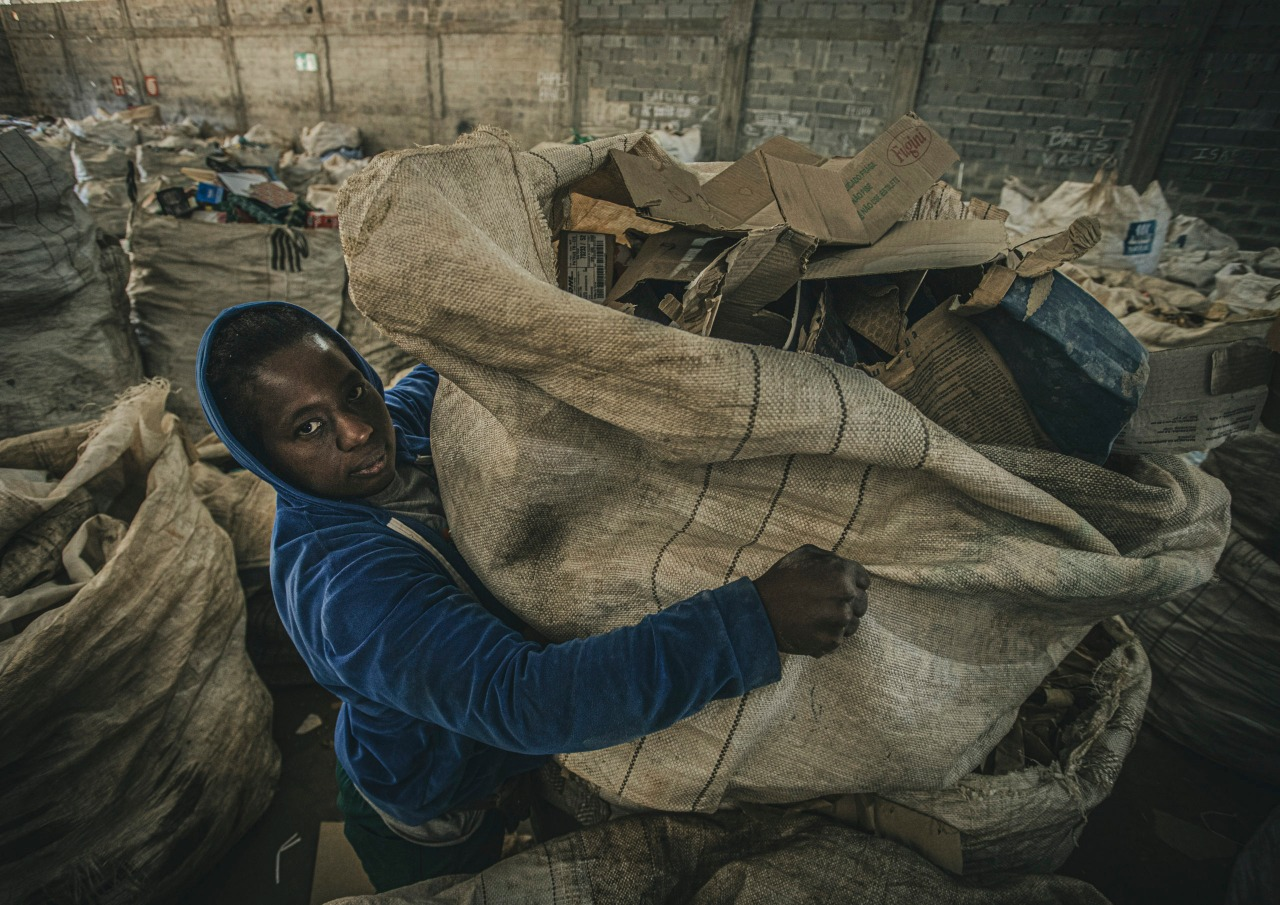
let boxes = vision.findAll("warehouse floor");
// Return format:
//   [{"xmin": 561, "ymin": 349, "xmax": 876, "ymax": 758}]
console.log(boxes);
[{"xmin": 162, "ymin": 673, "xmax": 1280, "ymax": 905}]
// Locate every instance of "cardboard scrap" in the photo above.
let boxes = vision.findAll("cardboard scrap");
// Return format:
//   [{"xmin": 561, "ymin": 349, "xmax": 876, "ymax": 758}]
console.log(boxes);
[
  {"xmin": 1113, "ymin": 338, "xmax": 1273, "ymax": 454},
  {"xmin": 599, "ymin": 114, "xmax": 958, "ymax": 247},
  {"xmin": 805, "ymin": 220, "xmax": 1008, "ymax": 281}
]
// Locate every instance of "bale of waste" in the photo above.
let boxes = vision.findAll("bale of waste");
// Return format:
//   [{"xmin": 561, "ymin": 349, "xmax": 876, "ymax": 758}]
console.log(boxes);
[
  {"xmin": 0, "ymin": 130, "xmax": 144, "ymax": 439},
  {"xmin": 336, "ymin": 129, "xmax": 1228, "ymax": 825},
  {"xmin": 127, "ymin": 210, "xmax": 411, "ymax": 437},
  {"xmin": 1129, "ymin": 428, "xmax": 1280, "ymax": 786},
  {"xmin": 300, "ymin": 120, "xmax": 361, "ymax": 157},
  {"xmin": 0, "ymin": 381, "xmax": 280, "ymax": 905},
  {"xmin": 325, "ymin": 810, "xmax": 1109, "ymax": 905}
]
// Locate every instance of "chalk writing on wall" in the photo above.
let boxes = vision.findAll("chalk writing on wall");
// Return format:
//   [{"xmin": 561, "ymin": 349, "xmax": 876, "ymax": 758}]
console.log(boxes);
[
  {"xmin": 1041, "ymin": 125, "xmax": 1120, "ymax": 169},
  {"xmin": 742, "ymin": 110, "xmax": 808, "ymax": 138},
  {"xmin": 537, "ymin": 71, "xmax": 567, "ymax": 103}
]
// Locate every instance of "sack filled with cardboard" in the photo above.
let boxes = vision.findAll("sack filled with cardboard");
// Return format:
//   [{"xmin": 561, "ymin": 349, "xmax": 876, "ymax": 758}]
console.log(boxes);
[{"xmin": 336, "ymin": 127, "xmax": 1227, "ymax": 858}]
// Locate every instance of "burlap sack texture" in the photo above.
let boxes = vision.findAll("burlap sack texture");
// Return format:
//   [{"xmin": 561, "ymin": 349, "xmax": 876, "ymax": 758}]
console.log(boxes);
[
  {"xmin": 336, "ymin": 128, "xmax": 1229, "ymax": 823},
  {"xmin": 327, "ymin": 810, "xmax": 1109, "ymax": 905},
  {"xmin": 0, "ymin": 382, "xmax": 279, "ymax": 904},
  {"xmin": 127, "ymin": 208, "xmax": 414, "ymax": 439}
]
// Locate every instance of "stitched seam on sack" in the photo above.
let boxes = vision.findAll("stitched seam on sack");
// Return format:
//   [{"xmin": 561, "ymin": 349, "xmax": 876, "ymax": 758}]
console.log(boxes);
[
  {"xmin": 617, "ymin": 737, "xmax": 647, "ymax": 799},
  {"xmin": 834, "ymin": 465, "xmax": 874, "ymax": 554},
  {"xmin": 729, "ymin": 348, "xmax": 762, "ymax": 461},
  {"xmin": 508, "ymin": 144, "xmax": 550, "ymax": 267},
  {"xmin": 691, "ymin": 692, "xmax": 751, "ymax": 812},
  {"xmin": 528, "ymin": 149, "xmax": 560, "ymax": 184},
  {"xmin": 724, "ymin": 454, "xmax": 796, "ymax": 581},
  {"xmin": 689, "ymin": 454, "xmax": 797, "ymax": 812},
  {"xmin": 914, "ymin": 419, "xmax": 931, "ymax": 469},
  {"xmin": 544, "ymin": 845, "xmax": 558, "ymax": 904},
  {"xmin": 651, "ymin": 463, "xmax": 716, "ymax": 611},
  {"xmin": 818, "ymin": 359, "xmax": 848, "ymax": 456}
]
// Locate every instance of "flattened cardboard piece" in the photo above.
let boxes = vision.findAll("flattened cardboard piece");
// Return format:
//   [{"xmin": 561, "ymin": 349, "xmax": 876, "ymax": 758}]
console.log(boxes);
[
  {"xmin": 764, "ymin": 155, "xmax": 868, "ymax": 244},
  {"xmin": 1113, "ymin": 338, "xmax": 1273, "ymax": 454},
  {"xmin": 805, "ymin": 220, "xmax": 1008, "ymax": 281},
  {"xmin": 557, "ymin": 231, "xmax": 615, "ymax": 304},
  {"xmin": 603, "ymin": 114, "xmax": 957, "ymax": 246},
  {"xmin": 569, "ymin": 133, "xmax": 670, "ymax": 208},
  {"xmin": 861, "ymin": 305, "xmax": 1050, "ymax": 450},
  {"xmin": 839, "ymin": 114, "xmax": 960, "ymax": 241},
  {"xmin": 699, "ymin": 136, "xmax": 824, "ymax": 227},
  {"xmin": 721, "ymin": 226, "xmax": 819, "ymax": 312},
  {"xmin": 905, "ymin": 180, "xmax": 965, "ymax": 221},
  {"xmin": 608, "ymin": 149, "xmax": 730, "ymax": 231},
  {"xmin": 567, "ymin": 193, "xmax": 672, "ymax": 245},
  {"xmin": 606, "ymin": 229, "xmax": 734, "ymax": 304}
]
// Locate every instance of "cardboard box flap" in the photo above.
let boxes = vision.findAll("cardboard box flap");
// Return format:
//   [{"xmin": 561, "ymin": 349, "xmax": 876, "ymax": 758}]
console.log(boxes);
[
  {"xmin": 698, "ymin": 136, "xmax": 824, "ymax": 228},
  {"xmin": 608, "ymin": 149, "xmax": 731, "ymax": 232},
  {"xmin": 722, "ymin": 226, "xmax": 820, "ymax": 312},
  {"xmin": 1209, "ymin": 341, "xmax": 1274, "ymax": 395},
  {"xmin": 606, "ymin": 228, "xmax": 734, "ymax": 303},
  {"xmin": 805, "ymin": 220, "xmax": 1009, "ymax": 280},
  {"xmin": 1112, "ymin": 338, "xmax": 1271, "ymax": 454},
  {"xmin": 570, "ymin": 133, "xmax": 671, "ymax": 208},
  {"xmin": 841, "ymin": 114, "xmax": 960, "ymax": 241},
  {"xmin": 765, "ymin": 155, "xmax": 870, "ymax": 245}
]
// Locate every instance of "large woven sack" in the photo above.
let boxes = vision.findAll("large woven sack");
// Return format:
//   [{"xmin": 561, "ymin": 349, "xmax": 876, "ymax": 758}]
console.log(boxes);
[
  {"xmin": 0, "ymin": 131, "xmax": 144, "ymax": 439},
  {"xmin": 328, "ymin": 810, "xmax": 1108, "ymax": 905},
  {"xmin": 126, "ymin": 212, "xmax": 408, "ymax": 437},
  {"xmin": 0, "ymin": 382, "xmax": 279, "ymax": 904},
  {"xmin": 337, "ymin": 129, "xmax": 1228, "ymax": 817},
  {"xmin": 1129, "ymin": 428, "xmax": 1280, "ymax": 786},
  {"xmin": 882, "ymin": 617, "xmax": 1149, "ymax": 874}
]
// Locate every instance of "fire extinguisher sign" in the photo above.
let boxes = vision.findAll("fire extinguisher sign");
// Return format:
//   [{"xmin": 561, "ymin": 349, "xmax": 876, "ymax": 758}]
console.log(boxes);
[
  {"xmin": 144, "ymin": 75, "xmax": 159, "ymax": 97},
  {"xmin": 111, "ymin": 75, "xmax": 125, "ymax": 96}
]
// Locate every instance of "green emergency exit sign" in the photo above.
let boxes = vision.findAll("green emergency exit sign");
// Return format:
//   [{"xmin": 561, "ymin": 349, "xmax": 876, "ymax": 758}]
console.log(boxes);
[{"xmin": 295, "ymin": 52, "xmax": 318, "ymax": 72}]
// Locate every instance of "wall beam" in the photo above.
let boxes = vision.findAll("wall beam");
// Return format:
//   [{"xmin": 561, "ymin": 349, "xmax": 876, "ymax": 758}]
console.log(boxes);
[
  {"xmin": 1120, "ymin": 0, "xmax": 1224, "ymax": 187},
  {"xmin": 716, "ymin": 0, "xmax": 757, "ymax": 159},
  {"xmin": 887, "ymin": 0, "xmax": 938, "ymax": 120}
]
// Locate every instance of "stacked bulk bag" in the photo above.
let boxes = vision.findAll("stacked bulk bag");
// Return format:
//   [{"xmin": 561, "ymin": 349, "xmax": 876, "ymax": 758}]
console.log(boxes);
[{"xmin": 0, "ymin": 130, "xmax": 143, "ymax": 440}]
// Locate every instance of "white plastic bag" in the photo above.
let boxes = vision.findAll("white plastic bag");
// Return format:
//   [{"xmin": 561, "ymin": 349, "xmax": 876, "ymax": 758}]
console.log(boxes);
[{"xmin": 1003, "ymin": 168, "xmax": 1171, "ymax": 274}]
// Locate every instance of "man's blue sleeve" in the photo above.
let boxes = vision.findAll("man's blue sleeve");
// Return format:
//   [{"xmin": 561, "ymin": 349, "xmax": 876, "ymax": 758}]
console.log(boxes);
[
  {"xmin": 382, "ymin": 364, "xmax": 439, "ymax": 438},
  {"xmin": 321, "ymin": 537, "xmax": 782, "ymax": 755}
]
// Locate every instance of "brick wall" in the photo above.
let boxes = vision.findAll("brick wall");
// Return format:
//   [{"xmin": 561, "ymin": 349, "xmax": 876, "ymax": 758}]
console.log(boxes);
[
  {"xmin": 4, "ymin": 0, "xmax": 1280, "ymax": 245},
  {"xmin": 1154, "ymin": 0, "xmax": 1280, "ymax": 249},
  {"xmin": 916, "ymin": 0, "xmax": 1171, "ymax": 205}
]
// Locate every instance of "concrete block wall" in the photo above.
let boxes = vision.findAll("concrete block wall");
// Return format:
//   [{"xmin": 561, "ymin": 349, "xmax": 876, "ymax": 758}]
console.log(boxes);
[
  {"xmin": 1154, "ymin": 0, "xmax": 1279, "ymax": 249},
  {"xmin": 3, "ymin": 0, "xmax": 1279, "ymax": 245}
]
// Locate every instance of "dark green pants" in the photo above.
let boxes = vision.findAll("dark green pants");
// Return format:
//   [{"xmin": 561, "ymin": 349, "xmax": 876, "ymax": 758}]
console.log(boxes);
[{"xmin": 335, "ymin": 763, "xmax": 506, "ymax": 892}]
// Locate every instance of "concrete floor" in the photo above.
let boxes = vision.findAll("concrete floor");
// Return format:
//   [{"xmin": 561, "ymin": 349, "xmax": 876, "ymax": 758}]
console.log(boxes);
[{"xmin": 166, "ymin": 677, "xmax": 1279, "ymax": 905}]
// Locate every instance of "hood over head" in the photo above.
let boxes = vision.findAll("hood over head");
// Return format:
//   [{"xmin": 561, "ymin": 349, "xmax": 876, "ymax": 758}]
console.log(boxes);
[{"xmin": 196, "ymin": 300, "xmax": 387, "ymax": 510}]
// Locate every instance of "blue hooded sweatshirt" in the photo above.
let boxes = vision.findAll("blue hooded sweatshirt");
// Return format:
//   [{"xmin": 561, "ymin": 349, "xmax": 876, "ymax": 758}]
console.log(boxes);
[{"xmin": 196, "ymin": 301, "xmax": 782, "ymax": 825}]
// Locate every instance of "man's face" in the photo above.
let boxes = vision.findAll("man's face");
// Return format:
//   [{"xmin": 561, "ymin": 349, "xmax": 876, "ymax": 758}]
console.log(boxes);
[{"xmin": 251, "ymin": 334, "xmax": 397, "ymax": 499}]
